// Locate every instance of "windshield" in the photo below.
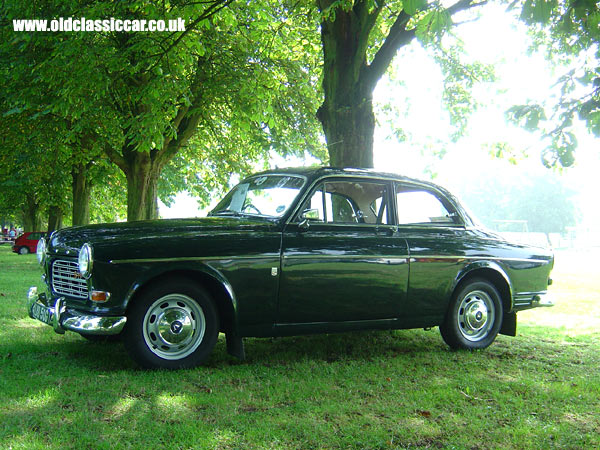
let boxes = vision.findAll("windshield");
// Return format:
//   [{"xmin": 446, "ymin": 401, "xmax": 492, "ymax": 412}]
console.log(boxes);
[{"xmin": 210, "ymin": 175, "xmax": 306, "ymax": 218}]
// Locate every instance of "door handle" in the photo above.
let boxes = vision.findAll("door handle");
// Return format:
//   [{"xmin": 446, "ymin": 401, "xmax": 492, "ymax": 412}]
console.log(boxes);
[{"xmin": 375, "ymin": 226, "xmax": 397, "ymax": 236}]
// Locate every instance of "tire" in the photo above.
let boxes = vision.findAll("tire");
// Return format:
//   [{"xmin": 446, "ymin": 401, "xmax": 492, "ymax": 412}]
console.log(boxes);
[
  {"xmin": 440, "ymin": 278, "xmax": 503, "ymax": 350},
  {"xmin": 123, "ymin": 278, "xmax": 219, "ymax": 369},
  {"xmin": 80, "ymin": 333, "xmax": 122, "ymax": 343},
  {"xmin": 18, "ymin": 247, "xmax": 29, "ymax": 255}
]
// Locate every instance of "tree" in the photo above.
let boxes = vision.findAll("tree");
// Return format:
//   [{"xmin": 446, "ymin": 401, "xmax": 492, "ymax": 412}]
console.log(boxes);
[
  {"xmin": 3, "ymin": 0, "xmax": 325, "ymax": 221},
  {"xmin": 315, "ymin": 0, "xmax": 487, "ymax": 167},
  {"xmin": 506, "ymin": 0, "xmax": 600, "ymax": 167},
  {"xmin": 0, "ymin": 110, "xmax": 72, "ymax": 232}
]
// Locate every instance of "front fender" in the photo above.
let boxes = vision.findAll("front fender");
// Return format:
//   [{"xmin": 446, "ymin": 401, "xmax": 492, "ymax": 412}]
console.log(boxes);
[{"xmin": 113, "ymin": 260, "xmax": 237, "ymax": 324}]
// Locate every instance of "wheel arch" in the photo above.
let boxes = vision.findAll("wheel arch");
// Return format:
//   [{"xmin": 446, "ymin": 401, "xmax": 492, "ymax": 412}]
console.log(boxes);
[
  {"xmin": 124, "ymin": 267, "xmax": 238, "ymax": 336},
  {"xmin": 453, "ymin": 261, "xmax": 513, "ymax": 313}
]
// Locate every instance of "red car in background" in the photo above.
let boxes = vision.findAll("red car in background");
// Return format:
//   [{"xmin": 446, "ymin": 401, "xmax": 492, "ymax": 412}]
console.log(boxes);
[{"xmin": 13, "ymin": 232, "xmax": 46, "ymax": 255}]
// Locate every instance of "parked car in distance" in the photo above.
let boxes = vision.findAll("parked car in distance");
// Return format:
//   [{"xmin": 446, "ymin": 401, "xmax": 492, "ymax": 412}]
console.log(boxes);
[
  {"xmin": 27, "ymin": 167, "xmax": 554, "ymax": 369},
  {"xmin": 13, "ymin": 231, "xmax": 46, "ymax": 255}
]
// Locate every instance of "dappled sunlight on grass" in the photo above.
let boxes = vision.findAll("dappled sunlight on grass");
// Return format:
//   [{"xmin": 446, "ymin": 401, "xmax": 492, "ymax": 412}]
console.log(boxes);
[{"xmin": 1, "ymin": 245, "xmax": 599, "ymax": 449}]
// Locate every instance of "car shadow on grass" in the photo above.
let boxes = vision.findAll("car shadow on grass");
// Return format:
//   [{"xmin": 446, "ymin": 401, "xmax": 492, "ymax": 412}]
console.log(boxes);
[{"xmin": 2, "ymin": 323, "xmax": 448, "ymax": 372}]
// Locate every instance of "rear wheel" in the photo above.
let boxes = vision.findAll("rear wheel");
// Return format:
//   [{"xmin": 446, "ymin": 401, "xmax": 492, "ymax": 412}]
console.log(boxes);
[
  {"xmin": 440, "ymin": 279, "xmax": 503, "ymax": 350},
  {"xmin": 123, "ymin": 279, "xmax": 219, "ymax": 369},
  {"xmin": 18, "ymin": 247, "xmax": 29, "ymax": 255}
]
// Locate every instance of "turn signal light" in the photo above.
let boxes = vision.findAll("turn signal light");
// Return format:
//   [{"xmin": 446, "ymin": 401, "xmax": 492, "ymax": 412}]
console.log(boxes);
[{"xmin": 90, "ymin": 291, "xmax": 110, "ymax": 302}]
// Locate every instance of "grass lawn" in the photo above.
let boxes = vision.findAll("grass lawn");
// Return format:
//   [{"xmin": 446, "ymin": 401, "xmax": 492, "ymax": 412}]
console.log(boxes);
[{"xmin": 0, "ymin": 244, "xmax": 598, "ymax": 449}]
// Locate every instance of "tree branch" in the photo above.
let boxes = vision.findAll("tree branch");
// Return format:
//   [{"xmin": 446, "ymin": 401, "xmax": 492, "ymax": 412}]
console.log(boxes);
[
  {"xmin": 446, "ymin": 0, "xmax": 487, "ymax": 16},
  {"xmin": 103, "ymin": 144, "xmax": 128, "ymax": 172},
  {"xmin": 364, "ymin": 0, "xmax": 487, "ymax": 90},
  {"xmin": 146, "ymin": 0, "xmax": 235, "ymax": 72},
  {"xmin": 363, "ymin": 11, "xmax": 412, "ymax": 90}
]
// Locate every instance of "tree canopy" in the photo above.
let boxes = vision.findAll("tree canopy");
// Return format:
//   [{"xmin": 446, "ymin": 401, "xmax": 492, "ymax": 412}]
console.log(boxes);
[
  {"xmin": 0, "ymin": 0, "xmax": 595, "ymax": 229},
  {"xmin": 507, "ymin": 0, "xmax": 599, "ymax": 167}
]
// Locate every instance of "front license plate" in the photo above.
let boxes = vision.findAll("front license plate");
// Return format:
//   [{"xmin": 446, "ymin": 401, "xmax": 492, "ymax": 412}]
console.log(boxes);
[{"xmin": 31, "ymin": 302, "xmax": 52, "ymax": 325}]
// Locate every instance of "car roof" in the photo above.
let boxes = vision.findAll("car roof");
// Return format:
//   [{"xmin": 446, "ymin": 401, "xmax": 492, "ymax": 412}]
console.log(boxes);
[{"xmin": 251, "ymin": 166, "xmax": 448, "ymax": 192}]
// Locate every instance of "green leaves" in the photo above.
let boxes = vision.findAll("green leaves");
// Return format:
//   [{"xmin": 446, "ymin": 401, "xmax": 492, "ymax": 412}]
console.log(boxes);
[
  {"xmin": 506, "ymin": 105, "xmax": 548, "ymax": 131},
  {"xmin": 416, "ymin": 9, "xmax": 452, "ymax": 43},
  {"xmin": 520, "ymin": 0, "xmax": 558, "ymax": 24},
  {"xmin": 403, "ymin": 0, "xmax": 427, "ymax": 16}
]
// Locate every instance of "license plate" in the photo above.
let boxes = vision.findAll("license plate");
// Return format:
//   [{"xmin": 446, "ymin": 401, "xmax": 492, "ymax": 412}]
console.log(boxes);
[{"xmin": 31, "ymin": 302, "xmax": 52, "ymax": 325}]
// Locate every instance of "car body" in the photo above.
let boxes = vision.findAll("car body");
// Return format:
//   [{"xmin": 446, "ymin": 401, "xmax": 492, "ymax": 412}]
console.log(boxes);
[
  {"xmin": 27, "ymin": 167, "xmax": 554, "ymax": 369},
  {"xmin": 13, "ymin": 231, "xmax": 46, "ymax": 255}
]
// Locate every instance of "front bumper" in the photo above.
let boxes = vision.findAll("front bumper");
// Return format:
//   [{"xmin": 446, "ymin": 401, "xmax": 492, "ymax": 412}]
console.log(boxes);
[{"xmin": 27, "ymin": 286, "xmax": 127, "ymax": 335}]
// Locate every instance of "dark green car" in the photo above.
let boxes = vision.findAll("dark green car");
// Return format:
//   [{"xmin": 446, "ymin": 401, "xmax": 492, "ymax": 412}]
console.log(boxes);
[{"xmin": 27, "ymin": 167, "xmax": 554, "ymax": 369}]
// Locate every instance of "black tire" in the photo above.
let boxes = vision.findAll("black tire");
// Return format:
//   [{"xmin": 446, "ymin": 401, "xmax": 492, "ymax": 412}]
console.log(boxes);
[
  {"xmin": 79, "ymin": 333, "xmax": 122, "ymax": 343},
  {"xmin": 18, "ymin": 247, "xmax": 29, "ymax": 255},
  {"xmin": 440, "ymin": 278, "xmax": 503, "ymax": 350},
  {"xmin": 123, "ymin": 278, "xmax": 219, "ymax": 369}
]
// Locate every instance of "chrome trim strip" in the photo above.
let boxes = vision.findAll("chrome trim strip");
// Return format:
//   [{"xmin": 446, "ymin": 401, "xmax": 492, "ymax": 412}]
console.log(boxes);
[
  {"xmin": 409, "ymin": 255, "xmax": 551, "ymax": 264},
  {"xmin": 110, "ymin": 254, "xmax": 550, "ymax": 264},
  {"xmin": 284, "ymin": 254, "xmax": 550, "ymax": 264},
  {"xmin": 283, "ymin": 254, "xmax": 409, "ymax": 261},
  {"xmin": 290, "ymin": 222, "xmax": 465, "ymax": 230},
  {"xmin": 109, "ymin": 255, "xmax": 279, "ymax": 264}
]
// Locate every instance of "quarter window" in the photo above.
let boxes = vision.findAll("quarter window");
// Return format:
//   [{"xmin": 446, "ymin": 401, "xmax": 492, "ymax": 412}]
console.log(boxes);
[{"xmin": 395, "ymin": 186, "xmax": 454, "ymax": 224}]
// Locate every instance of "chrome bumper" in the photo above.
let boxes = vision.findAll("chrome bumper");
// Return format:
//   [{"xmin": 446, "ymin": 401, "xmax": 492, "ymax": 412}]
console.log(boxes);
[
  {"xmin": 27, "ymin": 286, "xmax": 126, "ymax": 335},
  {"xmin": 513, "ymin": 291, "xmax": 555, "ymax": 311}
]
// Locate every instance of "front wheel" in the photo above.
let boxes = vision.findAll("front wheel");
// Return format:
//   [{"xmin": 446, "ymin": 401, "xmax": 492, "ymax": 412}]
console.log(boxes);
[
  {"xmin": 440, "ymin": 279, "xmax": 503, "ymax": 350},
  {"xmin": 123, "ymin": 279, "xmax": 219, "ymax": 369},
  {"xmin": 18, "ymin": 247, "xmax": 29, "ymax": 255}
]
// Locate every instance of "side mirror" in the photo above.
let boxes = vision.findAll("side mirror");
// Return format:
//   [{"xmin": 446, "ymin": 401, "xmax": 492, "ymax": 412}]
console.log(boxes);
[
  {"xmin": 301, "ymin": 208, "xmax": 320, "ymax": 220},
  {"xmin": 298, "ymin": 208, "xmax": 320, "ymax": 232}
]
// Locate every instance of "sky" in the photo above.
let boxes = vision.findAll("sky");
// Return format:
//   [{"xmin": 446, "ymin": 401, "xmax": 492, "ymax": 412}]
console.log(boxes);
[{"xmin": 160, "ymin": 3, "xmax": 600, "ymax": 230}]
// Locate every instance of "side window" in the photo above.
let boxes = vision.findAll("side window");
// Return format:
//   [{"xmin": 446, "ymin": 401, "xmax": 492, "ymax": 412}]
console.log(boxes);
[
  {"xmin": 298, "ymin": 185, "xmax": 325, "ymax": 222},
  {"xmin": 396, "ymin": 186, "xmax": 453, "ymax": 225},
  {"xmin": 297, "ymin": 180, "xmax": 389, "ymax": 225}
]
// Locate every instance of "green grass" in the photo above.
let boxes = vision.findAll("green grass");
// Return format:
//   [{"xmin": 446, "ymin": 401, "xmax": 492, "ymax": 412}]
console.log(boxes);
[{"xmin": 0, "ymin": 244, "xmax": 598, "ymax": 449}]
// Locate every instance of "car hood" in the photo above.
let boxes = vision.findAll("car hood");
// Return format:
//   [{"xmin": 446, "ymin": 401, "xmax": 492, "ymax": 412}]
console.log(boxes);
[{"xmin": 48, "ymin": 216, "xmax": 279, "ymax": 257}]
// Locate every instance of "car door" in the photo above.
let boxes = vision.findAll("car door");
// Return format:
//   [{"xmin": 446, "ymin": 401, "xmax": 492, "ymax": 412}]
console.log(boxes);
[
  {"xmin": 277, "ymin": 178, "xmax": 409, "ymax": 324},
  {"xmin": 393, "ymin": 182, "xmax": 469, "ymax": 320}
]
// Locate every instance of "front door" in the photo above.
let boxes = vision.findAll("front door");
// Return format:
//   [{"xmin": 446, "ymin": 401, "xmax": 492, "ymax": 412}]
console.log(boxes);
[{"xmin": 277, "ymin": 178, "xmax": 409, "ymax": 324}]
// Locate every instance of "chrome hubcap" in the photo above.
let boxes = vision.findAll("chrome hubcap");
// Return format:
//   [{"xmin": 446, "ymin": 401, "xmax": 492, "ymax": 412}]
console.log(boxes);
[
  {"xmin": 457, "ymin": 290, "xmax": 494, "ymax": 342},
  {"xmin": 143, "ymin": 294, "xmax": 205, "ymax": 360}
]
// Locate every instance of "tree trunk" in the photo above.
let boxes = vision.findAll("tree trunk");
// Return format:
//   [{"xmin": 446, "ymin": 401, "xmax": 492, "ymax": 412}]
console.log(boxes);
[
  {"xmin": 124, "ymin": 151, "xmax": 162, "ymax": 221},
  {"xmin": 72, "ymin": 163, "xmax": 92, "ymax": 226},
  {"xmin": 317, "ymin": 2, "xmax": 377, "ymax": 168},
  {"xmin": 47, "ymin": 205, "xmax": 63, "ymax": 233},
  {"xmin": 318, "ymin": 94, "xmax": 375, "ymax": 168},
  {"xmin": 22, "ymin": 196, "xmax": 41, "ymax": 232}
]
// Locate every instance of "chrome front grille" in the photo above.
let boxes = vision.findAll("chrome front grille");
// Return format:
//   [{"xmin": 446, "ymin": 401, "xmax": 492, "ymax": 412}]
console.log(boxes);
[{"xmin": 51, "ymin": 259, "xmax": 88, "ymax": 299}]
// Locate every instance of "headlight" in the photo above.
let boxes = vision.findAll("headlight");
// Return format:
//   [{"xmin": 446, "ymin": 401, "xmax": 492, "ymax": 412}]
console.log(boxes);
[
  {"xmin": 36, "ymin": 238, "xmax": 46, "ymax": 265},
  {"xmin": 78, "ymin": 243, "xmax": 93, "ymax": 278}
]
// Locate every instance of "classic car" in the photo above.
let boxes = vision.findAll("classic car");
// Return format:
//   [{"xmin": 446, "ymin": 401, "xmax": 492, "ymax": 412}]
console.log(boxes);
[{"xmin": 27, "ymin": 167, "xmax": 554, "ymax": 369}]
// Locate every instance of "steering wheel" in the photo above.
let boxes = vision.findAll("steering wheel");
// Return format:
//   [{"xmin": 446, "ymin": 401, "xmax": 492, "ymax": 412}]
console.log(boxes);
[{"xmin": 242, "ymin": 203, "xmax": 261, "ymax": 214}]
